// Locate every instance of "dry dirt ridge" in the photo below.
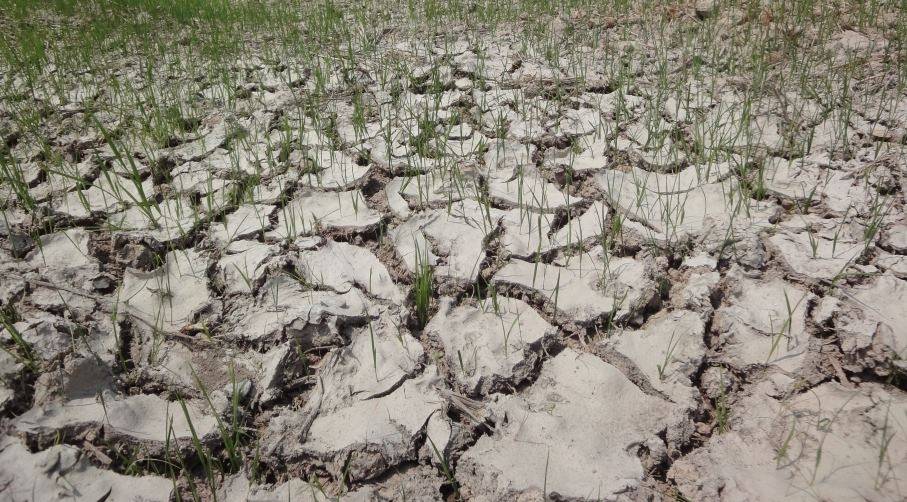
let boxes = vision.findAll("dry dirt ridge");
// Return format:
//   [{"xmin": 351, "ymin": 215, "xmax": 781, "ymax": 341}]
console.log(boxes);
[{"xmin": 1, "ymin": 6, "xmax": 907, "ymax": 502}]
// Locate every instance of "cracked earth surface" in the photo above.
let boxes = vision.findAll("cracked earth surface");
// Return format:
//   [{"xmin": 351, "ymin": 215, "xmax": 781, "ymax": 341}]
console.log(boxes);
[{"xmin": 2, "ymin": 1, "xmax": 907, "ymax": 500}]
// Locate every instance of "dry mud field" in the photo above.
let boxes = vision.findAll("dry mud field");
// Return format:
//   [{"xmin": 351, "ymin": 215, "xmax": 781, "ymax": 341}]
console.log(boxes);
[{"xmin": 1, "ymin": 1, "xmax": 907, "ymax": 500}]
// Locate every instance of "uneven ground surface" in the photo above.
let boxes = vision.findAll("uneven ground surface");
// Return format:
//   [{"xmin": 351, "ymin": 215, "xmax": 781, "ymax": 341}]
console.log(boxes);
[{"xmin": 1, "ymin": 0, "xmax": 907, "ymax": 500}]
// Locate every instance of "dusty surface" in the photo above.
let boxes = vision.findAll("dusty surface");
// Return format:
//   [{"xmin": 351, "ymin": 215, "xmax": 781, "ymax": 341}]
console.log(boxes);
[{"xmin": 1, "ymin": 0, "xmax": 907, "ymax": 500}]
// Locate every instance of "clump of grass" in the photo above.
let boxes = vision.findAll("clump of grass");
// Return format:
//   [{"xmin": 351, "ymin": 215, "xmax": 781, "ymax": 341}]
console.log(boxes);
[
  {"xmin": 427, "ymin": 434, "xmax": 459, "ymax": 497},
  {"xmin": 156, "ymin": 364, "xmax": 252, "ymax": 501},
  {"xmin": 0, "ymin": 153, "xmax": 37, "ymax": 213},
  {"xmin": 93, "ymin": 117, "xmax": 160, "ymax": 227},
  {"xmin": 413, "ymin": 244, "xmax": 433, "ymax": 328},
  {"xmin": 176, "ymin": 394, "xmax": 217, "ymax": 500},
  {"xmin": 714, "ymin": 369, "xmax": 731, "ymax": 434},
  {"xmin": 0, "ymin": 309, "xmax": 37, "ymax": 371}
]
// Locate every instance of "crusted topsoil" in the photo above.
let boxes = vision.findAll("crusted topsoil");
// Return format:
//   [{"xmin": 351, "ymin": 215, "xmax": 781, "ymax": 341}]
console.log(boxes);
[{"xmin": 2, "ymin": 1, "xmax": 907, "ymax": 500}]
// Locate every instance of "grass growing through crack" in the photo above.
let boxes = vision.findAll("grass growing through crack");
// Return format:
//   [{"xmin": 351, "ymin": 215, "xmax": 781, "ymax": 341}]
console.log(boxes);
[
  {"xmin": 656, "ymin": 330, "xmax": 681, "ymax": 381},
  {"xmin": 0, "ymin": 309, "xmax": 37, "ymax": 371},
  {"xmin": 176, "ymin": 394, "xmax": 218, "ymax": 501},
  {"xmin": 714, "ymin": 369, "xmax": 731, "ymax": 434},
  {"xmin": 94, "ymin": 118, "xmax": 158, "ymax": 222},
  {"xmin": 0, "ymin": 154, "xmax": 37, "ymax": 213},
  {"xmin": 774, "ymin": 414, "xmax": 798, "ymax": 468},
  {"xmin": 428, "ymin": 435, "xmax": 459, "ymax": 497},
  {"xmin": 192, "ymin": 365, "xmax": 244, "ymax": 471},
  {"xmin": 767, "ymin": 289, "xmax": 808, "ymax": 364},
  {"xmin": 162, "ymin": 365, "xmax": 251, "ymax": 501},
  {"xmin": 413, "ymin": 244, "xmax": 434, "ymax": 328},
  {"xmin": 368, "ymin": 320, "xmax": 379, "ymax": 381},
  {"xmin": 875, "ymin": 400, "xmax": 896, "ymax": 490}
]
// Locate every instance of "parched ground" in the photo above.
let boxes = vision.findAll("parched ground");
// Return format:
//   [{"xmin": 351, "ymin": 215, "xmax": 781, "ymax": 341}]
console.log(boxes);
[{"xmin": 1, "ymin": 0, "xmax": 907, "ymax": 500}]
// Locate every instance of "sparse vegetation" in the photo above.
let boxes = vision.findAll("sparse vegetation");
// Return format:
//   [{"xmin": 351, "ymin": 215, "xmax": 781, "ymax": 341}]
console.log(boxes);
[{"xmin": 1, "ymin": 0, "xmax": 906, "ymax": 500}]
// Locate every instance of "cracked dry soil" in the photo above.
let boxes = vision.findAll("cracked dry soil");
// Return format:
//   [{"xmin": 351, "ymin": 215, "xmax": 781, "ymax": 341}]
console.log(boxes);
[{"xmin": 2, "ymin": 1, "xmax": 907, "ymax": 501}]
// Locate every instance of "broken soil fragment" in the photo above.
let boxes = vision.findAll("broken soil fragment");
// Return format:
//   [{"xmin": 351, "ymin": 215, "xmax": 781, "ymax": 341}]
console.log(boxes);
[
  {"xmin": 458, "ymin": 348, "xmax": 679, "ymax": 500},
  {"xmin": 0, "ymin": 437, "xmax": 172, "ymax": 502},
  {"xmin": 425, "ymin": 296, "xmax": 556, "ymax": 395},
  {"xmin": 262, "ymin": 316, "xmax": 450, "ymax": 483}
]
